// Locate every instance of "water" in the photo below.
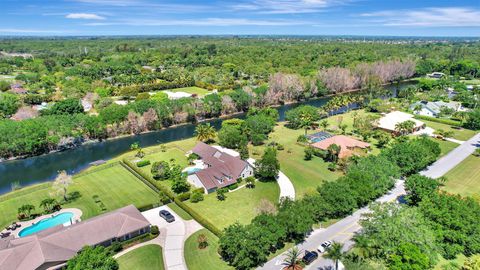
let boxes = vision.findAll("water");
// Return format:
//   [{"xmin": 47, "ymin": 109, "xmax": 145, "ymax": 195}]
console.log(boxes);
[
  {"xmin": 0, "ymin": 82, "xmax": 413, "ymax": 194},
  {"xmin": 18, "ymin": 212, "xmax": 74, "ymax": 237}
]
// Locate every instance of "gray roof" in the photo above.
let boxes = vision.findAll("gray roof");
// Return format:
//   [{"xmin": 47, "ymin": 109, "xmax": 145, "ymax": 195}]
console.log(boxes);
[
  {"xmin": 410, "ymin": 101, "xmax": 460, "ymax": 115},
  {"xmin": 0, "ymin": 205, "xmax": 150, "ymax": 270}
]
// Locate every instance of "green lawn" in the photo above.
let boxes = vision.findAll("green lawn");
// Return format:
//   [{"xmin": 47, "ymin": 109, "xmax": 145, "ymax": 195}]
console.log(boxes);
[
  {"xmin": 443, "ymin": 155, "xmax": 480, "ymax": 197},
  {"xmin": 435, "ymin": 254, "xmax": 467, "ymax": 270},
  {"xmin": 184, "ymin": 229, "xmax": 233, "ymax": 270},
  {"xmin": 117, "ymin": 244, "xmax": 165, "ymax": 270},
  {"xmin": 167, "ymin": 202, "xmax": 193, "ymax": 220},
  {"xmin": 0, "ymin": 164, "xmax": 159, "ymax": 228},
  {"xmin": 436, "ymin": 139, "xmax": 459, "ymax": 157},
  {"xmin": 164, "ymin": 86, "xmax": 211, "ymax": 96},
  {"xmin": 421, "ymin": 119, "xmax": 477, "ymax": 141},
  {"xmin": 184, "ymin": 181, "xmax": 279, "ymax": 229}
]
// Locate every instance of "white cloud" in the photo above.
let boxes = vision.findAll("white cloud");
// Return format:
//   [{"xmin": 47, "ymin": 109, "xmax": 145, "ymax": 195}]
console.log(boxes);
[
  {"xmin": 0, "ymin": 28, "xmax": 66, "ymax": 34},
  {"xmin": 231, "ymin": 0, "xmax": 351, "ymax": 14},
  {"xmin": 66, "ymin": 13, "xmax": 106, "ymax": 20},
  {"xmin": 72, "ymin": 0, "xmax": 139, "ymax": 6},
  {"xmin": 86, "ymin": 18, "xmax": 307, "ymax": 26},
  {"xmin": 361, "ymin": 7, "xmax": 480, "ymax": 27}
]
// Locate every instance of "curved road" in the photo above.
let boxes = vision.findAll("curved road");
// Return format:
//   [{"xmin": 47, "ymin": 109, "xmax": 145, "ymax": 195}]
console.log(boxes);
[{"xmin": 260, "ymin": 133, "xmax": 480, "ymax": 270}]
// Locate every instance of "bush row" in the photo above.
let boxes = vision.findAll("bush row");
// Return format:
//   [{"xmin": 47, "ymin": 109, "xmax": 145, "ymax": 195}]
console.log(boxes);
[
  {"xmin": 136, "ymin": 160, "xmax": 151, "ymax": 167},
  {"xmin": 414, "ymin": 114, "xmax": 462, "ymax": 127},
  {"xmin": 174, "ymin": 197, "xmax": 222, "ymax": 237}
]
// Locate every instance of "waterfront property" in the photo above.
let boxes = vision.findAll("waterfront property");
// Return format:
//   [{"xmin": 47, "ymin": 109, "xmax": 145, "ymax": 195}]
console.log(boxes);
[
  {"xmin": 0, "ymin": 205, "xmax": 150, "ymax": 270},
  {"xmin": 187, "ymin": 142, "xmax": 254, "ymax": 193},
  {"xmin": 377, "ymin": 111, "xmax": 425, "ymax": 134},
  {"xmin": 310, "ymin": 135, "xmax": 370, "ymax": 159}
]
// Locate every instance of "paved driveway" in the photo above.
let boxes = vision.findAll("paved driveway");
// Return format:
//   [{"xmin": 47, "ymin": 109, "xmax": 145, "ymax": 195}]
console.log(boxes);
[{"xmin": 277, "ymin": 171, "xmax": 295, "ymax": 201}]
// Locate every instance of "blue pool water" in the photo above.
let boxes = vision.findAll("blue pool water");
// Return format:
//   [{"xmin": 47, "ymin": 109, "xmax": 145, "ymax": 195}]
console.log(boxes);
[
  {"xmin": 19, "ymin": 212, "xmax": 74, "ymax": 237},
  {"xmin": 186, "ymin": 167, "xmax": 202, "ymax": 175}
]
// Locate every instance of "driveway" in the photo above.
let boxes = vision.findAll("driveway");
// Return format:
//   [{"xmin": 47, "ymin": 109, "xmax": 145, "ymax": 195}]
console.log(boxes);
[
  {"xmin": 115, "ymin": 205, "xmax": 202, "ymax": 270},
  {"xmin": 277, "ymin": 171, "xmax": 295, "ymax": 201},
  {"xmin": 259, "ymin": 132, "xmax": 479, "ymax": 270}
]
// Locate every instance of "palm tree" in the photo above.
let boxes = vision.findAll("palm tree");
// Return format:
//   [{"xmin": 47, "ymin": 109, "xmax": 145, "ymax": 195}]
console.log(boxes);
[
  {"xmin": 324, "ymin": 242, "xmax": 344, "ymax": 270},
  {"xmin": 282, "ymin": 247, "xmax": 303, "ymax": 270},
  {"xmin": 299, "ymin": 112, "xmax": 315, "ymax": 135},
  {"xmin": 39, "ymin": 198, "xmax": 58, "ymax": 213},
  {"xmin": 394, "ymin": 120, "xmax": 416, "ymax": 135},
  {"xmin": 18, "ymin": 204, "xmax": 35, "ymax": 219},
  {"xmin": 194, "ymin": 123, "xmax": 216, "ymax": 143},
  {"xmin": 320, "ymin": 120, "xmax": 329, "ymax": 131}
]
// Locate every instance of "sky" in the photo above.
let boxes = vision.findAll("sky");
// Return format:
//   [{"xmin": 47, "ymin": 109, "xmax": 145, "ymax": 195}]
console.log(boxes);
[{"xmin": 1, "ymin": 0, "xmax": 479, "ymax": 36}]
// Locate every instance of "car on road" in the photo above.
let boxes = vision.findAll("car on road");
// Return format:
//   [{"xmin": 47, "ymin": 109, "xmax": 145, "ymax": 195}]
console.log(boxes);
[
  {"xmin": 302, "ymin": 250, "xmax": 318, "ymax": 265},
  {"xmin": 159, "ymin": 210, "xmax": 175, "ymax": 223},
  {"xmin": 317, "ymin": 240, "xmax": 333, "ymax": 253}
]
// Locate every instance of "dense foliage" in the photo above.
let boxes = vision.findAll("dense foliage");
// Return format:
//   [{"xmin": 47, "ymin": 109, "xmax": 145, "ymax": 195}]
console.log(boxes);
[{"xmin": 66, "ymin": 246, "xmax": 118, "ymax": 270}]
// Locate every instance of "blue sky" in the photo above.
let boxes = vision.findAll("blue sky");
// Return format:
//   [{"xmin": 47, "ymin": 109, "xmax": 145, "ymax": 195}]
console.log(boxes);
[{"xmin": 1, "ymin": 0, "xmax": 479, "ymax": 36}]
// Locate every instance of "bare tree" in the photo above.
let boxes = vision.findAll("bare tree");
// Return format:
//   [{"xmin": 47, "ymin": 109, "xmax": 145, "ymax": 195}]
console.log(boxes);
[
  {"xmin": 52, "ymin": 170, "xmax": 73, "ymax": 202},
  {"xmin": 142, "ymin": 108, "xmax": 158, "ymax": 131}
]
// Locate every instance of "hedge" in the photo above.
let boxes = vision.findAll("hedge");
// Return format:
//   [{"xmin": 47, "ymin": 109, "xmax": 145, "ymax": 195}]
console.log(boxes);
[
  {"xmin": 227, "ymin": 183, "xmax": 239, "ymax": 190},
  {"xmin": 414, "ymin": 115, "xmax": 462, "ymax": 127},
  {"xmin": 174, "ymin": 198, "xmax": 222, "ymax": 237},
  {"xmin": 191, "ymin": 187, "xmax": 205, "ymax": 194},
  {"xmin": 177, "ymin": 192, "xmax": 191, "ymax": 202},
  {"xmin": 137, "ymin": 203, "xmax": 161, "ymax": 212},
  {"xmin": 136, "ymin": 160, "xmax": 151, "ymax": 167}
]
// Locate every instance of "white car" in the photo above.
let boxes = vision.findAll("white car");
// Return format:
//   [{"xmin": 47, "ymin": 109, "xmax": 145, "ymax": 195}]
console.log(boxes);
[{"xmin": 317, "ymin": 240, "xmax": 333, "ymax": 253}]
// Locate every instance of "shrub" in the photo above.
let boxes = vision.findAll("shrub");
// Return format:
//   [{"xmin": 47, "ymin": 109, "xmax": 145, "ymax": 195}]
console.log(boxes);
[
  {"xmin": 191, "ymin": 187, "xmax": 205, "ymax": 194},
  {"xmin": 413, "ymin": 115, "xmax": 462, "ymax": 127},
  {"xmin": 67, "ymin": 191, "xmax": 81, "ymax": 201},
  {"xmin": 176, "ymin": 192, "xmax": 191, "ymax": 202},
  {"xmin": 328, "ymin": 162, "xmax": 337, "ymax": 171},
  {"xmin": 110, "ymin": 241, "xmax": 123, "ymax": 252},
  {"xmin": 276, "ymin": 144, "xmax": 284, "ymax": 150},
  {"xmin": 150, "ymin": 225, "xmax": 159, "ymax": 236},
  {"xmin": 227, "ymin": 183, "xmax": 239, "ymax": 190},
  {"xmin": 245, "ymin": 176, "xmax": 256, "ymax": 188},
  {"xmin": 216, "ymin": 188, "xmax": 228, "ymax": 200},
  {"xmin": 136, "ymin": 160, "xmax": 151, "ymax": 167},
  {"xmin": 297, "ymin": 135, "xmax": 308, "ymax": 143},
  {"xmin": 304, "ymin": 147, "xmax": 314, "ymax": 160},
  {"xmin": 190, "ymin": 191, "xmax": 204, "ymax": 203}
]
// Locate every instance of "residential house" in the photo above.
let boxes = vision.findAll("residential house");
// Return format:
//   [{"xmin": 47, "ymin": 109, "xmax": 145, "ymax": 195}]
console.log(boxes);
[
  {"xmin": 410, "ymin": 101, "xmax": 463, "ymax": 117},
  {"xmin": 310, "ymin": 135, "xmax": 370, "ymax": 159},
  {"xmin": 187, "ymin": 142, "xmax": 254, "ymax": 193},
  {"xmin": 0, "ymin": 205, "xmax": 150, "ymax": 270},
  {"xmin": 377, "ymin": 111, "xmax": 425, "ymax": 133}
]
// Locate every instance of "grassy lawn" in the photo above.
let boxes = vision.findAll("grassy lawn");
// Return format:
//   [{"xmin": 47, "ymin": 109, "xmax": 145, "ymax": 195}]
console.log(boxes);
[
  {"xmin": 434, "ymin": 254, "xmax": 467, "ymax": 270},
  {"xmin": 164, "ymin": 86, "xmax": 211, "ymax": 96},
  {"xmin": 184, "ymin": 181, "xmax": 279, "ymax": 229},
  {"xmin": 185, "ymin": 229, "xmax": 233, "ymax": 270},
  {"xmin": 117, "ymin": 244, "xmax": 165, "ymax": 270},
  {"xmin": 421, "ymin": 119, "xmax": 477, "ymax": 141},
  {"xmin": 436, "ymin": 139, "xmax": 459, "ymax": 157},
  {"xmin": 167, "ymin": 202, "xmax": 193, "ymax": 220},
  {"xmin": 443, "ymin": 155, "xmax": 480, "ymax": 197},
  {"xmin": 0, "ymin": 164, "xmax": 159, "ymax": 228}
]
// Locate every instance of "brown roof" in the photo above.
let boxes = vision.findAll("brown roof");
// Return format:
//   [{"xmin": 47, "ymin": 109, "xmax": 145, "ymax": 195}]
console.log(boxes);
[
  {"xmin": 192, "ymin": 142, "xmax": 249, "ymax": 190},
  {"xmin": 311, "ymin": 135, "xmax": 370, "ymax": 158},
  {"xmin": 0, "ymin": 205, "xmax": 150, "ymax": 270}
]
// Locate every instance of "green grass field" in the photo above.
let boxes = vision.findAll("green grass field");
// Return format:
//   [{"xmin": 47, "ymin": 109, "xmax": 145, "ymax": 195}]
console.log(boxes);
[
  {"xmin": 184, "ymin": 229, "xmax": 233, "ymax": 270},
  {"xmin": 421, "ymin": 119, "xmax": 477, "ymax": 141},
  {"xmin": 443, "ymin": 155, "xmax": 480, "ymax": 197},
  {"xmin": 164, "ymin": 86, "xmax": 211, "ymax": 96},
  {"xmin": 0, "ymin": 164, "xmax": 159, "ymax": 228},
  {"xmin": 184, "ymin": 181, "xmax": 279, "ymax": 229},
  {"xmin": 436, "ymin": 139, "xmax": 459, "ymax": 157},
  {"xmin": 117, "ymin": 244, "xmax": 165, "ymax": 270}
]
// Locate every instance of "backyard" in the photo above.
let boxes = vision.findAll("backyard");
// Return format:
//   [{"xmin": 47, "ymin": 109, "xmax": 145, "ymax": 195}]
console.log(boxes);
[
  {"xmin": 117, "ymin": 244, "xmax": 165, "ymax": 270},
  {"xmin": 184, "ymin": 229, "xmax": 232, "ymax": 270},
  {"xmin": 420, "ymin": 119, "xmax": 477, "ymax": 141},
  {"xmin": 443, "ymin": 154, "xmax": 480, "ymax": 198},
  {"xmin": 164, "ymin": 86, "xmax": 211, "ymax": 96},
  {"xmin": 0, "ymin": 164, "xmax": 159, "ymax": 229},
  {"xmin": 184, "ymin": 181, "xmax": 279, "ymax": 229}
]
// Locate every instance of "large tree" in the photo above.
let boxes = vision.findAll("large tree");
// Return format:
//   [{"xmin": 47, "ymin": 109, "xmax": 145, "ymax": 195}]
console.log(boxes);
[
  {"xmin": 194, "ymin": 123, "xmax": 216, "ymax": 143},
  {"xmin": 255, "ymin": 147, "xmax": 280, "ymax": 181},
  {"xmin": 66, "ymin": 246, "xmax": 118, "ymax": 270},
  {"xmin": 324, "ymin": 242, "xmax": 345, "ymax": 270}
]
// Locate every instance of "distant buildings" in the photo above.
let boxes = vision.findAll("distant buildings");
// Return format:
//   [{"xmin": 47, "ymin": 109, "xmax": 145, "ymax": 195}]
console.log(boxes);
[
  {"xmin": 187, "ymin": 142, "xmax": 254, "ymax": 193},
  {"xmin": 377, "ymin": 111, "xmax": 425, "ymax": 133},
  {"xmin": 410, "ymin": 101, "xmax": 464, "ymax": 117}
]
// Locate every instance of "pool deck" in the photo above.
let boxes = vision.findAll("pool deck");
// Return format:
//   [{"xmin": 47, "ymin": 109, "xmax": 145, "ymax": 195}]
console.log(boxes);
[{"xmin": 3, "ymin": 208, "xmax": 83, "ymax": 238}]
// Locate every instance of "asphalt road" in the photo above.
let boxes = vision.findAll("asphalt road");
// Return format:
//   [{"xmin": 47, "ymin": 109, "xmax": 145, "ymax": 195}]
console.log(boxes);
[{"xmin": 259, "ymin": 132, "xmax": 480, "ymax": 270}]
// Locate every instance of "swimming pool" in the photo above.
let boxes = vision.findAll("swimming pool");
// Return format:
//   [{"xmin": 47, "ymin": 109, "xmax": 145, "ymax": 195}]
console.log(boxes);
[
  {"xmin": 185, "ymin": 167, "xmax": 202, "ymax": 175},
  {"xmin": 18, "ymin": 212, "xmax": 74, "ymax": 237}
]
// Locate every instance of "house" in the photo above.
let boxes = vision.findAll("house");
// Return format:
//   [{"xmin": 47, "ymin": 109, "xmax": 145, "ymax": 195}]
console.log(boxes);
[
  {"xmin": 377, "ymin": 111, "xmax": 425, "ymax": 133},
  {"xmin": 427, "ymin": 72, "xmax": 445, "ymax": 79},
  {"xmin": 0, "ymin": 205, "xmax": 150, "ymax": 270},
  {"xmin": 410, "ymin": 101, "xmax": 463, "ymax": 117},
  {"xmin": 310, "ymin": 135, "xmax": 370, "ymax": 159},
  {"xmin": 187, "ymin": 142, "xmax": 254, "ymax": 193}
]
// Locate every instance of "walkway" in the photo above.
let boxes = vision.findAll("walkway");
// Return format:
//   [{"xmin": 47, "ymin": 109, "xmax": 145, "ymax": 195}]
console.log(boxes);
[
  {"xmin": 277, "ymin": 171, "xmax": 295, "ymax": 201},
  {"xmin": 114, "ymin": 205, "xmax": 202, "ymax": 270},
  {"xmin": 259, "ymin": 132, "xmax": 479, "ymax": 270}
]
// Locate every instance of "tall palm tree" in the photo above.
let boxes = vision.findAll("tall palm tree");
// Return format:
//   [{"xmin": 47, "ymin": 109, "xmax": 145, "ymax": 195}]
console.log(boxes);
[
  {"xmin": 282, "ymin": 247, "xmax": 303, "ymax": 270},
  {"xmin": 324, "ymin": 242, "xmax": 344, "ymax": 270},
  {"xmin": 320, "ymin": 120, "xmax": 329, "ymax": 131},
  {"xmin": 394, "ymin": 120, "xmax": 416, "ymax": 135},
  {"xmin": 194, "ymin": 123, "xmax": 216, "ymax": 143}
]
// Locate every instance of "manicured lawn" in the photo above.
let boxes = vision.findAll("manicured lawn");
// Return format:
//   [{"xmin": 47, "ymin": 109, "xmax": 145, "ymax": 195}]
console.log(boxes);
[
  {"xmin": 436, "ymin": 139, "xmax": 459, "ymax": 157},
  {"xmin": 421, "ymin": 119, "xmax": 477, "ymax": 141},
  {"xmin": 185, "ymin": 229, "xmax": 233, "ymax": 270},
  {"xmin": 184, "ymin": 181, "xmax": 279, "ymax": 229},
  {"xmin": 167, "ymin": 202, "xmax": 193, "ymax": 220},
  {"xmin": 0, "ymin": 164, "xmax": 159, "ymax": 228},
  {"xmin": 164, "ymin": 86, "xmax": 211, "ymax": 96},
  {"xmin": 443, "ymin": 155, "xmax": 480, "ymax": 197},
  {"xmin": 117, "ymin": 244, "xmax": 165, "ymax": 270},
  {"xmin": 435, "ymin": 254, "xmax": 467, "ymax": 270}
]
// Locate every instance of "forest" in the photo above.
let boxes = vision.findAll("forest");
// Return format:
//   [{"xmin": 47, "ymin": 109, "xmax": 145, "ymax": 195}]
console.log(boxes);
[{"xmin": 0, "ymin": 37, "xmax": 479, "ymax": 159}]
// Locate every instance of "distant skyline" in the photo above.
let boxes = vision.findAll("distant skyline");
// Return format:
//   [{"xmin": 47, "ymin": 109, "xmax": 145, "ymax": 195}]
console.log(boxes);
[{"xmin": 1, "ymin": 0, "xmax": 479, "ymax": 36}]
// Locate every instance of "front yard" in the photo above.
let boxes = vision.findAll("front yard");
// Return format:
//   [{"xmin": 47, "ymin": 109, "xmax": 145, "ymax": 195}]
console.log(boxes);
[
  {"xmin": 184, "ymin": 229, "xmax": 233, "ymax": 270},
  {"xmin": 0, "ymin": 164, "xmax": 159, "ymax": 229},
  {"xmin": 421, "ymin": 119, "xmax": 477, "ymax": 141},
  {"xmin": 117, "ymin": 244, "xmax": 165, "ymax": 270},
  {"xmin": 443, "ymin": 154, "xmax": 480, "ymax": 198}
]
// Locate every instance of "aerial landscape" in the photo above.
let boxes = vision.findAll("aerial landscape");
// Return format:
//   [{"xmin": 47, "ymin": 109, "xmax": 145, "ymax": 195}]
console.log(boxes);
[{"xmin": 0, "ymin": 0, "xmax": 479, "ymax": 269}]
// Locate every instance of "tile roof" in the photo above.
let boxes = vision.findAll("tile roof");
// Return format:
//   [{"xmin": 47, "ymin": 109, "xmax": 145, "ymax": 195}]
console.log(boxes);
[
  {"xmin": 377, "ymin": 111, "xmax": 424, "ymax": 132},
  {"xmin": 0, "ymin": 205, "xmax": 150, "ymax": 270},
  {"xmin": 311, "ymin": 135, "xmax": 370, "ymax": 158}
]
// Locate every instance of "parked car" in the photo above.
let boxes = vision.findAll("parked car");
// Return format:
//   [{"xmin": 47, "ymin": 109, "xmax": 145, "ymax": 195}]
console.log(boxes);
[
  {"xmin": 317, "ymin": 240, "xmax": 333, "ymax": 253},
  {"xmin": 302, "ymin": 250, "xmax": 318, "ymax": 265},
  {"xmin": 159, "ymin": 210, "xmax": 175, "ymax": 223}
]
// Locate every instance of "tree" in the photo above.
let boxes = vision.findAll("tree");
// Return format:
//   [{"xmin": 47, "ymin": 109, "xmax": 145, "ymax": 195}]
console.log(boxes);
[
  {"xmin": 171, "ymin": 174, "xmax": 190, "ymax": 194},
  {"xmin": 194, "ymin": 123, "xmax": 216, "ymax": 143},
  {"xmin": 239, "ymin": 142, "xmax": 249, "ymax": 160},
  {"xmin": 387, "ymin": 243, "xmax": 431, "ymax": 270},
  {"xmin": 462, "ymin": 254, "xmax": 480, "ymax": 270},
  {"xmin": 218, "ymin": 124, "xmax": 246, "ymax": 149},
  {"xmin": 66, "ymin": 246, "xmax": 118, "ymax": 270},
  {"xmin": 197, "ymin": 233, "xmax": 208, "ymax": 249},
  {"xmin": 47, "ymin": 98, "xmax": 84, "ymax": 115},
  {"xmin": 216, "ymin": 187, "xmax": 227, "ymax": 201},
  {"xmin": 18, "ymin": 204, "xmax": 35, "ymax": 219},
  {"xmin": 39, "ymin": 198, "xmax": 59, "ymax": 213},
  {"xmin": 464, "ymin": 109, "xmax": 480, "ymax": 130},
  {"xmin": 405, "ymin": 174, "xmax": 440, "ymax": 206},
  {"xmin": 151, "ymin": 161, "xmax": 170, "ymax": 180},
  {"xmin": 285, "ymin": 105, "xmax": 320, "ymax": 131},
  {"xmin": 326, "ymin": 144, "xmax": 341, "ymax": 163},
  {"xmin": 324, "ymin": 242, "xmax": 345, "ymax": 270},
  {"xmin": 282, "ymin": 247, "xmax": 303, "ymax": 270},
  {"xmin": 394, "ymin": 120, "xmax": 416, "ymax": 135},
  {"xmin": 52, "ymin": 170, "xmax": 73, "ymax": 202},
  {"xmin": 0, "ymin": 93, "xmax": 20, "ymax": 118},
  {"xmin": 245, "ymin": 176, "xmax": 256, "ymax": 188},
  {"xmin": 320, "ymin": 119, "xmax": 329, "ymax": 130},
  {"xmin": 255, "ymin": 147, "xmax": 280, "ymax": 181}
]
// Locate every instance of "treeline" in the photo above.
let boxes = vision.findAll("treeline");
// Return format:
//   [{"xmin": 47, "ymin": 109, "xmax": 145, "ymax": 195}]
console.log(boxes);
[{"xmin": 218, "ymin": 136, "xmax": 440, "ymax": 269}]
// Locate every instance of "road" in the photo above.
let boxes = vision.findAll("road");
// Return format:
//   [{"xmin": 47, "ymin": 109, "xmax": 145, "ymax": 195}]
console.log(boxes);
[{"xmin": 259, "ymin": 133, "xmax": 479, "ymax": 270}]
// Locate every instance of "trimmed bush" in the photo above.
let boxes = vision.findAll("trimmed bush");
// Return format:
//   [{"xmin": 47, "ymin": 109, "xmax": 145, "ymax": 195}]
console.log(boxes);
[
  {"xmin": 190, "ymin": 191, "xmax": 204, "ymax": 203},
  {"xmin": 136, "ymin": 160, "xmax": 151, "ymax": 167},
  {"xmin": 110, "ymin": 241, "xmax": 123, "ymax": 252},
  {"xmin": 137, "ymin": 203, "xmax": 160, "ymax": 212},
  {"xmin": 150, "ymin": 225, "xmax": 159, "ymax": 236},
  {"xmin": 177, "ymin": 192, "xmax": 191, "ymax": 202},
  {"xmin": 414, "ymin": 115, "xmax": 462, "ymax": 127},
  {"xmin": 227, "ymin": 183, "xmax": 239, "ymax": 190},
  {"xmin": 192, "ymin": 187, "xmax": 205, "ymax": 194}
]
